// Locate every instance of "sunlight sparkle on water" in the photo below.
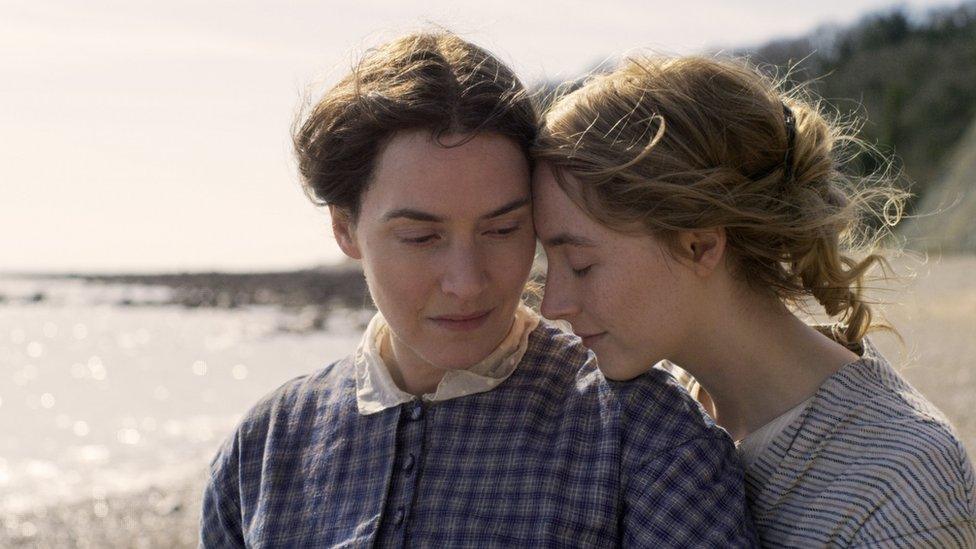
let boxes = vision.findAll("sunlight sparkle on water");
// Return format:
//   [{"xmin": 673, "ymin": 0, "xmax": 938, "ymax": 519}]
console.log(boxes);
[
  {"xmin": 26, "ymin": 341, "xmax": 43, "ymax": 358},
  {"xmin": 0, "ymin": 277, "xmax": 364, "ymax": 517},
  {"xmin": 153, "ymin": 385, "xmax": 170, "ymax": 401},
  {"xmin": 19, "ymin": 522, "xmax": 37, "ymax": 538},
  {"xmin": 73, "ymin": 421, "xmax": 90, "ymax": 437},
  {"xmin": 117, "ymin": 429, "xmax": 141, "ymax": 445},
  {"xmin": 88, "ymin": 356, "xmax": 107, "ymax": 380},
  {"xmin": 93, "ymin": 501, "xmax": 109, "ymax": 518}
]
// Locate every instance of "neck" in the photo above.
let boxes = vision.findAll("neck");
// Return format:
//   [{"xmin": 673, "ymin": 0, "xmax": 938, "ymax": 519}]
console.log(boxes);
[
  {"xmin": 380, "ymin": 331, "xmax": 446, "ymax": 396},
  {"xmin": 675, "ymin": 293, "xmax": 858, "ymax": 441}
]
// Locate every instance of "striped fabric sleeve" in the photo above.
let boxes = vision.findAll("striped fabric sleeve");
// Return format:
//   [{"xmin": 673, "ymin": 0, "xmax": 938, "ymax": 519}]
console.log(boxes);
[
  {"xmin": 849, "ymin": 430, "xmax": 976, "ymax": 549},
  {"xmin": 853, "ymin": 521, "xmax": 976, "ymax": 549}
]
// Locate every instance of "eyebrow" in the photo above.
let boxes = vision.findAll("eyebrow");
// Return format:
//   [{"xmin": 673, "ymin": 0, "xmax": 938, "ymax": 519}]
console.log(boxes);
[
  {"xmin": 382, "ymin": 197, "xmax": 531, "ymax": 223},
  {"xmin": 543, "ymin": 233, "xmax": 598, "ymax": 248}
]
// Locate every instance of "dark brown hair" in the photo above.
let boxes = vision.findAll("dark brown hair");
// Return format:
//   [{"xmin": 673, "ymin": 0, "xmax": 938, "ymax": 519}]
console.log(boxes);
[
  {"xmin": 534, "ymin": 56, "xmax": 907, "ymax": 344},
  {"xmin": 293, "ymin": 31, "xmax": 538, "ymax": 220}
]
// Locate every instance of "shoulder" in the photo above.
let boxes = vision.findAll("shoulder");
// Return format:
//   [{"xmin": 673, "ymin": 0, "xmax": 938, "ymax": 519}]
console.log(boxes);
[
  {"xmin": 611, "ymin": 364, "xmax": 733, "ymax": 462},
  {"xmin": 208, "ymin": 357, "xmax": 357, "ymax": 477},
  {"xmin": 845, "ymin": 423, "xmax": 976, "ymax": 545},
  {"xmin": 790, "ymin": 351, "xmax": 976, "ymax": 541},
  {"xmin": 521, "ymin": 321, "xmax": 728, "ymax": 450},
  {"xmin": 522, "ymin": 320, "xmax": 595, "ymax": 371},
  {"xmin": 514, "ymin": 320, "xmax": 603, "ymax": 389},
  {"xmin": 813, "ymin": 349, "xmax": 973, "ymax": 485},
  {"xmin": 817, "ymin": 401, "xmax": 976, "ymax": 520},
  {"xmin": 241, "ymin": 357, "xmax": 355, "ymax": 435}
]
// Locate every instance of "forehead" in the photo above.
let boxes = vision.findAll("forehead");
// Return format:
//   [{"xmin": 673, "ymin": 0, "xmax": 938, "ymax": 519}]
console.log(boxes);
[
  {"xmin": 531, "ymin": 164, "xmax": 592, "ymax": 236},
  {"xmin": 362, "ymin": 130, "xmax": 530, "ymax": 219}
]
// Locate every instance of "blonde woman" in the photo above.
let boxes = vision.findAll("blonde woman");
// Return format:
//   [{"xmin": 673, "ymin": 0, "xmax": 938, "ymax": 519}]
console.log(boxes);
[{"xmin": 532, "ymin": 56, "xmax": 976, "ymax": 547}]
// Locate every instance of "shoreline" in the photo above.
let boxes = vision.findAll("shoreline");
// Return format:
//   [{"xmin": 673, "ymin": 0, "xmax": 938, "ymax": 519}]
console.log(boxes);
[
  {"xmin": 1, "ymin": 266, "xmax": 370, "ymax": 312},
  {"xmin": 1, "ymin": 471, "xmax": 207, "ymax": 548}
]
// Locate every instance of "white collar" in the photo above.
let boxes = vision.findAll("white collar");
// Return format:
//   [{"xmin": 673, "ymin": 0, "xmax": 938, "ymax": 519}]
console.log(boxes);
[{"xmin": 354, "ymin": 304, "xmax": 541, "ymax": 415}]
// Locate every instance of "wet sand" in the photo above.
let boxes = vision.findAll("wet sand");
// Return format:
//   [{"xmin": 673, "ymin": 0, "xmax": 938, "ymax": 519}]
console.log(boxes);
[{"xmin": 3, "ymin": 255, "xmax": 973, "ymax": 548}]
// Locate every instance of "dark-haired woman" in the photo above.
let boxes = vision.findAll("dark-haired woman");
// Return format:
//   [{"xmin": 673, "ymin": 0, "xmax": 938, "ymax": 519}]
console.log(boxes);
[{"xmin": 533, "ymin": 56, "xmax": 976, "ymax": 547}]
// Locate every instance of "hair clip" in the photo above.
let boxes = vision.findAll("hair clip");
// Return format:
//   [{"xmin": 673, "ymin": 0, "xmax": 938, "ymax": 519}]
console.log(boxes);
[{"xmin": 782, "ymin": 103, "xmax": 797, "ymax": 181}]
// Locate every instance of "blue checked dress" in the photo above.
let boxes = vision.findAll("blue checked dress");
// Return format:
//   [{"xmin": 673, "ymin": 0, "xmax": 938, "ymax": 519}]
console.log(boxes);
[{"xmin": 200, "ymin": 321, "xmax": 758, "ymax": 547}]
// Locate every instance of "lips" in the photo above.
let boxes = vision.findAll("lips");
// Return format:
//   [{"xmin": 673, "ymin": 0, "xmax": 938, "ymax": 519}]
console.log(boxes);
[
  {"xmin": 576, "ymin": 332, "xmax": 607, "ymax": 348},
  {"xmin": 429, "ymin": 309, "xmax": 494, "ymax": 332}
]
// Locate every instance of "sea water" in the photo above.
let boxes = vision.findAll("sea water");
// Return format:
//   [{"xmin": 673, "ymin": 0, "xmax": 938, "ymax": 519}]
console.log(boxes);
[{"xmin": 0, "ymin": 278, "xmax": 362, "ymax": 516}]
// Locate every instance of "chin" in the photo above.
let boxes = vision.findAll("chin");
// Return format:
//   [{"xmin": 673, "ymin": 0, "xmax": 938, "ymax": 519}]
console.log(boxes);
[
  {"xmin": 599, "ymin": 367, "xmax": 644, "ymax": 382},
  {"xmin": 418, "ymin": 342, "xmax": 492, "ymax": 370},
  {"xmin": 594, "ymin": 354, "xmax": 651, "ymax": 382}
]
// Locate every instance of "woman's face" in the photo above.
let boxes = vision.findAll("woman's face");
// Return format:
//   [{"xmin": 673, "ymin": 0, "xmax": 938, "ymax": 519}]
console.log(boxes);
[
  {"xmin": 334, "ymin": 130, "xmax": 535, "ymax": 371},
  {"xmin": 533, "ymin": 163, "xmax": 698, "ymax": 380}
]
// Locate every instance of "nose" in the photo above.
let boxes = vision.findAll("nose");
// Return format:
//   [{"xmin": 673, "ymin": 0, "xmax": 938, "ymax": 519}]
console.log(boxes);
[
  {"xmin": 539, "ymin": 271, "xmax": 580, "ymax": 321},
  {"xmin": 440, "ymin": 241, "xmax": 488, "ymax": 301}
]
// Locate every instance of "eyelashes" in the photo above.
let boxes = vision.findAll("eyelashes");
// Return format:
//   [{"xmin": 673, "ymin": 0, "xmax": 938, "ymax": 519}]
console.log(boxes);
[
  {"xmin": 572, "ymin": 265, "xmax": 593, "ymax": 277},
  {"xmin": 397, "ymin": 225, "xmax": 522, "ymax": 246}
]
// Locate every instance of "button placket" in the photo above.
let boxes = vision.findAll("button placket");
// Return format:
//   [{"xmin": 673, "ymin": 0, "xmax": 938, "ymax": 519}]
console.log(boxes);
[{"xmin": 375, "ymin": 399, "xmax": 427, "ymax": 546}]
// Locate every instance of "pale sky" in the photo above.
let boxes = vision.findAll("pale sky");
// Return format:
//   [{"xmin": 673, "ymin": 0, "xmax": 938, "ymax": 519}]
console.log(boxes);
[{"xmin": 2, "ymin": 0, "xmax": 962, "ymax": 273}]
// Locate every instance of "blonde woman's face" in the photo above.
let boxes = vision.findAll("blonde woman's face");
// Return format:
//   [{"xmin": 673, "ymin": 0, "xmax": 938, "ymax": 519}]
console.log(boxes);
[{"xmin": 533, "ymin": 163, "xmax": 698, "ymax": 380}]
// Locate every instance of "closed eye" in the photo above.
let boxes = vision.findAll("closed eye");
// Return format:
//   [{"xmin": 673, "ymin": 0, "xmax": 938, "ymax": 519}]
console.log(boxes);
[
  {"xmin": 486, "ymin": 225, "xmax": 520, "ymax": 236},
  {"xmin": 401, "ymin": 234, "xmax": 438, "ymax": 245},
  {"xmin": 572, "ymin": 265, "xmax": 593, "ymax": 277}
]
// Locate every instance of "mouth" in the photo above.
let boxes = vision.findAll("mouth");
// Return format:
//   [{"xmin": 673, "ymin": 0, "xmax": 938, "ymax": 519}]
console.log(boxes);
[
  {"xmin": 429, "ymin": 309, "xmax": 494, "ymax": 332},
  {"xmin": 576, "ymin": 332, "xmax": 607, "ymax": 348}
]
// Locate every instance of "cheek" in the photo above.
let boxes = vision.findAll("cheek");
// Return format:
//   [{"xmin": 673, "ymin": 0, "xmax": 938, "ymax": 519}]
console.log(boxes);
[
  {"xmin": 362, "ymin": 248, "xmax": 434, "ymax": 316},
  {"xmin": 488, "ymin": 233, "xmax": 535, "ymax": 286},
  {"xmin": 621, "ymin": 262, "xmax": 691, "ymax": 351},
  {"xmin": 597, "ymin": 254, "xmax": 683, "ymax": 335}
]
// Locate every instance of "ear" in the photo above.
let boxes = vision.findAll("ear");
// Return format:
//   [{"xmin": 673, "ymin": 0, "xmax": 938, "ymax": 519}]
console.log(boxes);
[
  {"xmin": 676, "ymin": 228, "xmax": 726, "ymax": 276},
  {"xmin": 329, "ymin": 206, "xmax": 362, "ymax": 260}
]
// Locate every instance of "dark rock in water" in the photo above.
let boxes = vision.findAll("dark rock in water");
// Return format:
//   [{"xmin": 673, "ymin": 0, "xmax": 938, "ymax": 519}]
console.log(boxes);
[
  {"xmin": 154, "ymin": 495, "xmax": 183, "ymax": 516},
  {"xmin": 68, "ymin": 266, "xmax": 371, "ymax": 316}
]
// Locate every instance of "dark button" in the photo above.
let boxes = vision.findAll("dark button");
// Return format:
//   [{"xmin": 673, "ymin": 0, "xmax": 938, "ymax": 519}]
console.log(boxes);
[
  {"xmin": 403, "ymin": 453, "xmax": 415, "ymax": 472},
  {"xmin": 394, "ymin": 507, "xmax": 405, "ymax": 526},
  {"xmin": 410, "ymin": 403, "xmax": 423, "ymax": 421}
]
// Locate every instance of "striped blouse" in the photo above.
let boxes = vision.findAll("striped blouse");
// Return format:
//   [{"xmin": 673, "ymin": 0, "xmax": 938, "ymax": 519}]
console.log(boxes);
[{"xmin": 745, "ymin": 339, "xmax": 976, "ymax": 547}]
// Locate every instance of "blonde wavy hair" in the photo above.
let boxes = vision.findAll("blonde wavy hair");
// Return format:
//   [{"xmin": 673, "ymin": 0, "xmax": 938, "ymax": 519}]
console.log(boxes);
[{"xmin": 534, "ymin": 56, "xmax": 907, "ymax": 345}]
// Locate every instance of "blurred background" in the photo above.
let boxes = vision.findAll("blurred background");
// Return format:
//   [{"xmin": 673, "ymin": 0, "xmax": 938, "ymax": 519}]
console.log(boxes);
[{"xmin": 2, "ymin": 0, "xmax": 974, "ymax": 546}]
